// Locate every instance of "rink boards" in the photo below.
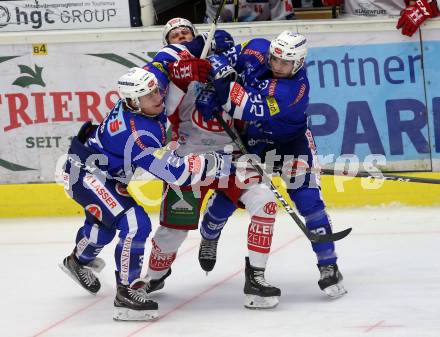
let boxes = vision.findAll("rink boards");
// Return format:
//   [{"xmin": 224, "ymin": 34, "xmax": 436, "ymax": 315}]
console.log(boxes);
[
  {"xmin": 1, "ymin": 19, "xmax": 440, "ymax": 217},
  {"xmin": 1, "ymin": 174, "xmax": 440, "ymax": 217}
]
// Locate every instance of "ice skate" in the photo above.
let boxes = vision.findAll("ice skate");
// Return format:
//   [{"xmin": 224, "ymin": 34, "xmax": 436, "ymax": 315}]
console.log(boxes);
[
  {"xmin": 243, "ymin": 257, "xmax": 281, "ymax": 309},
  {"xmin": 113, "ymin": 279, "xmax": 158, "ymax": 321},
  {"xmin": 59, "ymin": 253, "xmax": 101, "ymax": 294},
  {"xmin": 318, "ymin": 263, "xmax": 347, "ymax": 298},
  {"xmin": 145, "ymin": 269, "xmax": 172, "ymax": 294},
  {"xmin": 198, "ymin": 237, "xmax": 219, "ymax": 273}
]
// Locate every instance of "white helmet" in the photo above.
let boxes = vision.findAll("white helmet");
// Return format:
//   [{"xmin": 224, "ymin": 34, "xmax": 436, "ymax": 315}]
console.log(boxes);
[
  {"xmin": 118, "ymin": 67, "xmax": 158, "ymax": 111},
  {"xmin": 269, "ymin": 31, "xmax": 307, "ymax": 75},
  {"xmin": 162, "ymin": 17, "xmax": 198, "ymax": 45}
]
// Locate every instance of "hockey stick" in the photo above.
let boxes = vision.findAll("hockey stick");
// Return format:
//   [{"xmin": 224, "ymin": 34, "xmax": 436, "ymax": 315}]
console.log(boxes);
[
  {"xmin": 198, "ymin": 1, "xmax": 350, "ymax": 242},
  {"xmin": 200, "ymin": 0, "xmax": 228, "ymax": 59},
  {"xmin": 328, "ymin": 170, "xmax": 440, "ymax": 184},
  {"xmin": 213, "ymin": 111, "xmax": 352, "ymax": 243},
  {"xmin": 264, "ymin": 165, "xmax": 440, "ymax": 185}
]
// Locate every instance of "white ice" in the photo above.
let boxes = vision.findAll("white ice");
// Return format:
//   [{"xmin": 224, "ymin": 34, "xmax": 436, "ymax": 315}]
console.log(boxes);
[{"xmin": 1, "ymin": 206, "xmax": 439, "ymax": 337}]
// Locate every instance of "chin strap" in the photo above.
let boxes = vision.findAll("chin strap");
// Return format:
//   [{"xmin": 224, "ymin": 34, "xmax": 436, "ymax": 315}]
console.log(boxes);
[{"xmin": 124, "ymin": 99, "xmax": 145, "ymax": 114}]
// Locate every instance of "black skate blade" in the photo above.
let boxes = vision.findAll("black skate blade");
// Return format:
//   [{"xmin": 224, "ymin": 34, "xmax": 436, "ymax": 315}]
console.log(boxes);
[{"xmin": 307, "ymin": 227, "xmax": 352, "ymax": 243}]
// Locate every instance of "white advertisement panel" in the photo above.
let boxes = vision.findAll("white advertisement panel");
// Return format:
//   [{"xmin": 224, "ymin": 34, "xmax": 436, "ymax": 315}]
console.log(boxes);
[
  {"xmin": 0, "ymin": 23, "xmax": 438, "ymax": 184},
  {"xmin": 0, "ymin": 0, "xmax": 131, "ymax": 31},
  {"xmin": 0, "ymin": 39, "xmax": 163, "ymax": 183}
]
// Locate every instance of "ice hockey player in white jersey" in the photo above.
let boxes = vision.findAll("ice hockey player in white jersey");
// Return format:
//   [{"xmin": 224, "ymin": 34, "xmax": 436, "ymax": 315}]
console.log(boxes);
[
  {"xmin": 204, "ymin": 0, "xmax": 295, "ymax": 22},
  {"xmin": 142, "ymin": 18, "xmax": 282, "ymax": 309}
]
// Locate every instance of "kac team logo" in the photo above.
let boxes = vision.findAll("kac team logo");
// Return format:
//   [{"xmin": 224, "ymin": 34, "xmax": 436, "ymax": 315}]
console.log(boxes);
[
  {"xmin": 86, "ymin": 204, "xmax": 103, "ymax": 221},
  {"xmin": 263, "ymin": 202, "xmax": 278, "ymax": 215},
  {"xmin": 0, "ymin": 6, "xmax": 10, "ymax": 28}
]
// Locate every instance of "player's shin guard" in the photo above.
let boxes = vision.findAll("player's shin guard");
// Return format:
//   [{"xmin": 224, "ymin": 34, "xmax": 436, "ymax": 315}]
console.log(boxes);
[
  {"xmin": 146, "ymin": 226, "xmax": 188, "ymax": 291},
  {"xmin": 115, "ymin": 207, "xmax": 152, "ymax": 285},
  {"xmin": 241, "ymin": 187, "xmax": 278, "ymax": 269},
  {"xmin": 247, "ymin": 215, "xmax": 274, "ymax": 268},
  {"xmin": 200, "ymin": 191, "xmax": 236, "ymax": 240},
  {"xmin": 199, "ymin": 192, "xmax": 237, "ymax": 272},
  {"xmin": 74, "ymin": 220, "xmax": 116, "ymax": 266},
  {"xmin": 289, "ymin": 188, "xmax": 337, "ymax": 265},
  {"xmin": 289, "ymin": 187, "xmax": 346, "ymax": 297},
  {"xmin": 303, "ymin": 208, "xmax": 337, "ymax": 265}
]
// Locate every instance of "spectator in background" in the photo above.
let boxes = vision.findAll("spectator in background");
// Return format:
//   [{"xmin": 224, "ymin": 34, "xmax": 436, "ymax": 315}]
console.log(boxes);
[
  {"xmin": 397, "ymin": 0, "xmax": 438, "ymax": 36},
  {"xmin": 204, "ymin": 0, "xmax": 295, "ymax": 22},
  {"xmin": 293, "ymin": 0, "xmax": 323, "ymax": 8},
  {"xmin": 322, "ymin": 0, "xmax": 439, "ymax": 36}
]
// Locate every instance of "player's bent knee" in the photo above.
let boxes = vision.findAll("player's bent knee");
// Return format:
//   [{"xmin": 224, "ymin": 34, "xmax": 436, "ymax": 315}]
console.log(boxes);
[
  {"xmin": 116, "ymin": 206, "xmax": 153, "ymax": 241},
  {"xmin": 153, "ymin": 226, "xmax": 189, "ymax": 250},
  {"xmin": 240, "ymin": 185, "xmax": 278, "ymax": 217},
  {"xmin": 77, "ymin": 222, "xmax": 117, "ymax": 246},
  {"xmin": 289, "ymin": 187, "xmax": 326, "ymax": 216}
]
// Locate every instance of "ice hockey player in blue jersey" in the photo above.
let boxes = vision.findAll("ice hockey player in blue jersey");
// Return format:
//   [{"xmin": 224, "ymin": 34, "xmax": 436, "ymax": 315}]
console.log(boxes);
[
  {"xmin": 196, "ymin": 31, "xmax": 348, "ymax": 301},
  {"xmin": 59, "ymin": 67, "xmax": 232, "ymax": 321}
]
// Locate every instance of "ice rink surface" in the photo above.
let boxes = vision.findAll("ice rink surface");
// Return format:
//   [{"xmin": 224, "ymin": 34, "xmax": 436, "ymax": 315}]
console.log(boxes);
[{"xmin": 1, "ymin": 206, "xmax": 439, "ymax": 337}]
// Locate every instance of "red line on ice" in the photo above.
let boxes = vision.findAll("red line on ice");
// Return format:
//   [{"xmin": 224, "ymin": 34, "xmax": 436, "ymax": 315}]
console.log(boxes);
[
  {"xmin": 30, "ymin": 243, "xmax": 199, "ymax": 336},
  {"xmin": 31, "ymin": 295, "xmax": 108, "ymax": 337},
  {"xmin": 124, "ymin": 235, "xmax": 303, "ymax": 337}
]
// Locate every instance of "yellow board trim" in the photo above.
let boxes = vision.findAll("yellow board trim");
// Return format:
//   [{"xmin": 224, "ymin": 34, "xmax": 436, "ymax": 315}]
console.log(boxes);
[{"xmin": 1, "ymin": 173, "xmax": 440, "ymax": 218}]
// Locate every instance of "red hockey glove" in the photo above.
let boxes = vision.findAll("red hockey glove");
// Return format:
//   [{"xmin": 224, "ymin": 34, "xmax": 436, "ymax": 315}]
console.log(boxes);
[
  {"xmin": 168, "ymin": 58, "xmax": 212, "ymax": 92},
  {"xmin": 397, "ymin": 0, "xmax": 439, "ymax": 37},
  {"xmin": 321, "ymin": 0, "xmax": 342, "ymax": 6}
]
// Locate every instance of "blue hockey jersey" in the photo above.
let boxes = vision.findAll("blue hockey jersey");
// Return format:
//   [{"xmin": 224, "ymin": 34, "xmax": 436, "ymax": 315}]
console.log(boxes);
[
  {"xmin": 82, "ymin": 100, "xmax": 196, "ymax": 185},
  {"xmin": 219, "ymin": 38, "xmax": 310, "ymax": 143},
  {"xmin": 144, "ymin": 36, "xmax": 309, "ymax": 145}
]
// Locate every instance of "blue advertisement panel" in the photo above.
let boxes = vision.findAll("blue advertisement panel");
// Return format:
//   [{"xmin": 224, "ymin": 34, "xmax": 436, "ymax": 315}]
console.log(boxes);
[
  {"xmin": 304, "ymin": 33, "xmax": 430, "ymax": 171},
  {"xmin": 422, "ymin": 28, "xmax": 440, "ymax": 172}
]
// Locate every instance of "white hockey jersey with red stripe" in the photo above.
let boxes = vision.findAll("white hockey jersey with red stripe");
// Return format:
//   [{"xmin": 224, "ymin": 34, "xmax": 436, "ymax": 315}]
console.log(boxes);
[{"xmin": 165, "ymin": 83, "xmax": 237, "ymax": 156}]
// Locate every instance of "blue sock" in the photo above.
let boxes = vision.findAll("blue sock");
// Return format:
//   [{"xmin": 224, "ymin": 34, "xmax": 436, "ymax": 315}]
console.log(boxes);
[{"xmin": 200, "ymin": 191, "xmax": 237, "ymax": 240}]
